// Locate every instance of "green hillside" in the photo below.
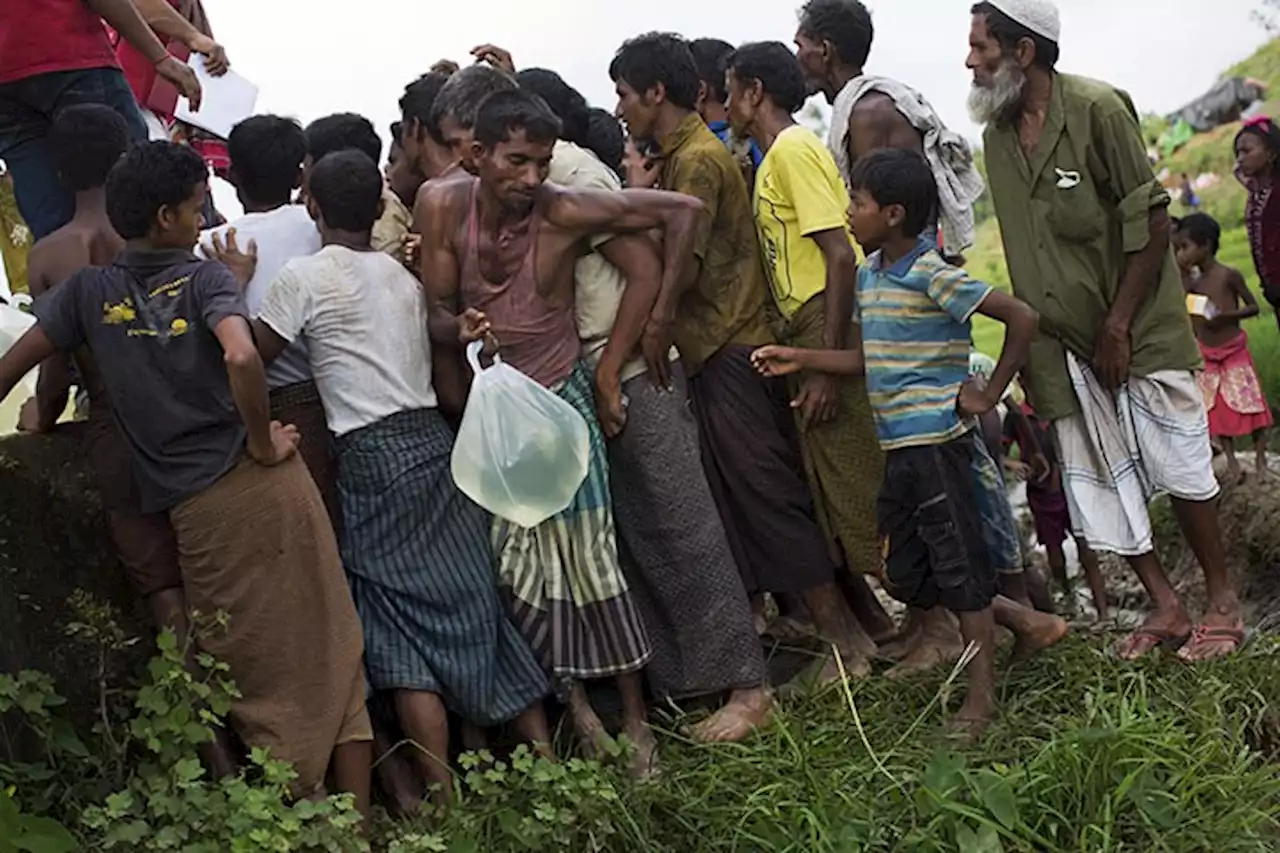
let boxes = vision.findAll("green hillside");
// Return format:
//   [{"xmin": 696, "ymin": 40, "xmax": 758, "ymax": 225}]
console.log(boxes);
[{"xmin": 968, "ymin": 38, "xmax": 1280, "ymax": 408}]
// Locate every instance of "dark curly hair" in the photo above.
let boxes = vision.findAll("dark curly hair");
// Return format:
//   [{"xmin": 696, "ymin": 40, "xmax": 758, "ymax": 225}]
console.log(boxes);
[
  {"xmin": 798, "ymin": 0, "xmax": 874, "ymax": 70},
  {"xmin": 726, "ymin": 42, "xmax": 809, "ymax": 115},
  {"xmin": 304, "ymin": 112, "xmax": 381, "ymax": 164},
  {"xmin": 308, "ymin": 150, "xmax": 383, "ymax": 233},
  {"xmin": 105, "ymin": 141, "xmax": 208, "ymax": 239},
  {"xmin": 609, "ymin": 32, "xmax": 701, "ymax": 111},
  {"xmin": 227, "ymin": 114, "xmax": 306, "ymax": 205},
  {"xmin": 49, "ymin": 104, "xmax": 130, "ymax": 192}
]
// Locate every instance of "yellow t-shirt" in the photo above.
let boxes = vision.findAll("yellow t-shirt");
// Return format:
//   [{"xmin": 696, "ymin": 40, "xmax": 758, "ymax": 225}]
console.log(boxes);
[{"xmin": 753, "ymin": 125, "xmax": 856, "ymax": 318}]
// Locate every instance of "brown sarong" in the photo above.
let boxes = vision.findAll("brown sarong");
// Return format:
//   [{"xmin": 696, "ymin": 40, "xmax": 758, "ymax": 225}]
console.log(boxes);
[
  {"xmin": 84, "ymin": 410, "xmax": 182, "ymax": 598},
  {"xmin": 270, "ymin": 381, "xmax": 341, "ymax": 534},
  {"xmin": 169, "ymin": 455, "xmax": 370, "ymax": 795},
  {"xmin": 687, "ymin": 344, "xmax": 837, "ymax": 595},
  {"xmin": 782, "ymin": 296, "xmax": 884, "ymax": 575}
]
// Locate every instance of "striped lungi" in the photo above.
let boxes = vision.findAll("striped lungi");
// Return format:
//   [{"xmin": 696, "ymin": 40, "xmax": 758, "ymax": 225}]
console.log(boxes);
[
  {"xmin": 336, "ymin": 408, "xmax": 548, "ymax": 725},
  {"xmin": 610, "ymin": 364, "xmax": 767, "ymax": 701},
  {"xmin": 168, "ymin": 455, "xmax": 370, "ymax": 797},
  {"xmin": 1054, "ymin": 352, "xmax": 1219, "ymax": 556},
  {"xmin": 493, "ymin": 362, "xmax": 652, "ymax": 694},
  {"xmin": 781, "ymin": 296, "xmax": 884, "ymax": 574}
]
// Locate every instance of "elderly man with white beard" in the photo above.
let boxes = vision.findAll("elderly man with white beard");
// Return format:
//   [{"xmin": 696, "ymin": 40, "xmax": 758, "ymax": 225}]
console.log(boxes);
[{"xmin": 967, "ymin": 0, "xmax": 1244, "ymax": 662}]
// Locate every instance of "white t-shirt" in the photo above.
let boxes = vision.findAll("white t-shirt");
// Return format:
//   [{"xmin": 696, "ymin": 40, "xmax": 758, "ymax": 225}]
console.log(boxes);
[
  {"xmin": 256, "ymin": 245, "xmax": 437, "ymax": 437},
  {"xmin": 200, "ymin": 205, "xmax": 322, "ymax": 389}
]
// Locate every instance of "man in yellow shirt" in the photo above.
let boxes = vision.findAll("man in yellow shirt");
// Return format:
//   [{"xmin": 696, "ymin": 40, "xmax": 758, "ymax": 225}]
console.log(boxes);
[{"xmin": 726, "ymin": 41, "xmax": 896, "ymax": 650}]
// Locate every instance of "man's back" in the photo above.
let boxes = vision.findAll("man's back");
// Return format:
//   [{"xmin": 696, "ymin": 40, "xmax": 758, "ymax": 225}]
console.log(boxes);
[
  {"xmin": 258, "ymin": 245, "xmax": 437, "ymax": 438},
  {"xmin": 658, "ymin": 114, "xmax": 773, "ymax": 369},
  {"xmin": 34, "ymin": 250, "xmax": 247, "ymax": 512}
]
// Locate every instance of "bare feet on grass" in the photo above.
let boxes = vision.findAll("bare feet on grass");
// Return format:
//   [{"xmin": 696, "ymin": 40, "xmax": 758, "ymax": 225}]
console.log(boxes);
[
  {"xmin": 623, "ymin": 720, "xmax": 660, "ymax": 781},
  {"xmin": 687, "ymin": 687, "xmax": 774, "ymax": 744},
  {"xmin": 947, "ymin": 691, "xmax": 995, "ymax": 743},
  {"xmin": 1009, "ymin": 612, "xmax": 1070, "ymax": 663}
]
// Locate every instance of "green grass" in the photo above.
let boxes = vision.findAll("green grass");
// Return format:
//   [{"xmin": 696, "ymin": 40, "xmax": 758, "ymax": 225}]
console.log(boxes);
[{"xmin": 382, "ymin": 637, "xmax": 1280, "ymax": 852}]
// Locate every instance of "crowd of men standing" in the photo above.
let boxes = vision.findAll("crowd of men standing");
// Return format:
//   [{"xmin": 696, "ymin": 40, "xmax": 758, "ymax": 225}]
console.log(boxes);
[{"xmin": 0, "ymin": 0, "xmax": 1246, "ymax": 826}]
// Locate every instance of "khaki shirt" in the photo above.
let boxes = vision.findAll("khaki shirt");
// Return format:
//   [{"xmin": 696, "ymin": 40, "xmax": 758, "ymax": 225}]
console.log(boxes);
[
  {"xmin": 658, "ymin": 112, "xmax": 775, "ymax": 373},
  {"xmin": 371, "ymin": 186, "xmax": 412, "ymax": 260},
  {"xmin": 983, "ymin": 73, "xmax": 1200, "ymax": 420},
  {"xmin": 549, "ymin": 139, "xmax": 675, "ymax": 384}
]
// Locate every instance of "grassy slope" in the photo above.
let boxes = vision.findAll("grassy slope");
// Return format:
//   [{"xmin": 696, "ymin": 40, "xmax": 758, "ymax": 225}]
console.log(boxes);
[{"xmin": 968, "ymin": 39, "xmax": 1280, "ymax": 407}]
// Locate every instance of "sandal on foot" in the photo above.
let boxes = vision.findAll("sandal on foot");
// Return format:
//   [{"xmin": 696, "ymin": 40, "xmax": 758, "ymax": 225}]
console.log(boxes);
[
  {"xmin": 1176, "ymin": 624, "xmax": 1247, "ymax": 662},
  {"xmin": 1113, "ymin": 627, "xmax": 1190, "ymax": 661}
]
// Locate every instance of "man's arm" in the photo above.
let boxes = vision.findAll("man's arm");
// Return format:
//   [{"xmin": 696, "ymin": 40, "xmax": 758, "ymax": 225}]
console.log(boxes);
[
  {"xmin": 417, "ymin": 186, "xmax": 468, "ymax": 348},
  {"xmin": 1094, "ymin": 100, "xmax": 1177, "ymax": 387},
  {"xmin": 547, "ymin": 185, "xmax": 705, "ymax": 330},
  {"xmin": 812, "ymin": 230, "xmax": 857, "ymax": 350},
  {"xmin": 595, "ymin": 234, "xmax": 663, "ymax": 384},
  {"xmin": 847, "ymin": 94, "xmax": 924, "ymax": 163},
  {"xmin": 86, "ymin": 0, "xmax": 202, "ymax": 108},
  {"xmin": 130, "ymin": 0, "xmax": 229, "ymax": 75}
]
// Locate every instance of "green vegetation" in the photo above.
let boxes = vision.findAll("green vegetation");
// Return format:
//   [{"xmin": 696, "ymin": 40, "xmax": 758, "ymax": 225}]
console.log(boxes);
[
  {"xmin": 5, "ymin": 594, "xmax": 1280, "ymax": 852},
  {"xmin": 967, "ymin": 39, "xmax": 1280, "ymax": 409}
]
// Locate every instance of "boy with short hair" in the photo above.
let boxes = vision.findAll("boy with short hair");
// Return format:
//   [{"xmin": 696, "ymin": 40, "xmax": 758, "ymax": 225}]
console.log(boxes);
[
  {"xmin": 754, "ymin": 148, "xmax": 1067, "ymax": 736},
  {"xmin": 1174, "ymin": 212, "xmax": 1272, "ymax": 482},
  {"xmin": 0, "ymin": 141, "xmax": 373, "ymax": 812}
]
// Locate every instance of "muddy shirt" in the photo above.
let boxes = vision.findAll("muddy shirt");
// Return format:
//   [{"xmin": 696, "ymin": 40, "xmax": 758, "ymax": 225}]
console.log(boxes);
[{"xmin": 35, "ymin": 247, "xmax": 248, "ymax": 512}]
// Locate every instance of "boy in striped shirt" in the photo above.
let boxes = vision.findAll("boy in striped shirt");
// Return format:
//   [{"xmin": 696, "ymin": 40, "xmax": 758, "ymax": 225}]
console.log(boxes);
[{"xmin": 753, "ymin": 149, "xmax": 1067, "ymax": 737}]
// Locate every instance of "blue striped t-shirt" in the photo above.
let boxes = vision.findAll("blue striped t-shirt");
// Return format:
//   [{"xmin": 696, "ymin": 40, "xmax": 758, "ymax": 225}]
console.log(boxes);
[{"xmin": 856, "ymin": 238, "xmax": 993, "ymax": 451}]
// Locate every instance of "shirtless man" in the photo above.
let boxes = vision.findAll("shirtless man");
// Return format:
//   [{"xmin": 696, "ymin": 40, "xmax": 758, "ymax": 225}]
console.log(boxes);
[
  {"xmin": 794, "ymin": 0, "xmax": 984, "ymax": 261},
  {"xmin": 417, "ymin": 89, "xmax": 702, "ymax": 776},
  {"xmin": 1174, "ymin": 213, "xmax": 1271, "ymax": 481}
]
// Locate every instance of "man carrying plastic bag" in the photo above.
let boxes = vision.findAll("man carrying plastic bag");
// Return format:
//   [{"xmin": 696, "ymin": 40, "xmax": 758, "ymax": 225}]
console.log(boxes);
[{"xmin": 418, "ymin": 90, "xmax": 703, "ymax": 779}]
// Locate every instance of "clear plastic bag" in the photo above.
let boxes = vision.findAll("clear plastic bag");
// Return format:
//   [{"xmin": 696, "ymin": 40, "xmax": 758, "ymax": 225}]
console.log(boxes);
[
  {"xmin": 450, "ymin": 340, "xmax": 590, "ymax": 528},
  {"xmin": 0, "ymin": 299, "xmax": 37, "ymax": 404}
]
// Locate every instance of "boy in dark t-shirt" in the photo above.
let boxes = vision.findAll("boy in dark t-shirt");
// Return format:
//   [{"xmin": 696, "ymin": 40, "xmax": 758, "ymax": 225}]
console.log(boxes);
[{"xmin": 0, "ymin": 141, "xmax": 373, "ymax": 817}]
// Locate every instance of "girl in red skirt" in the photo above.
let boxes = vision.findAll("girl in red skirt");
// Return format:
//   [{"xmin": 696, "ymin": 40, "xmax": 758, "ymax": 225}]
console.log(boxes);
[{"xmin": 1174, "ymin": 213, "xmax": 1273, "ymax": 482}]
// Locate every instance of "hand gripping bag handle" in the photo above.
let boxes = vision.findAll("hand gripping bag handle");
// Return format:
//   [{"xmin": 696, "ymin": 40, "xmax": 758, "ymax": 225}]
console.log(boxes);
[{"xmin": 465, "ymin": 339, "xmax": 501, "ymax": 375}]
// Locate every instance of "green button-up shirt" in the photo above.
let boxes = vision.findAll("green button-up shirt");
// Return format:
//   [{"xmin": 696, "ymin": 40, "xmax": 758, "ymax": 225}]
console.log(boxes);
[
  {"xmin": 658, "ymin": 112, "xmax": 775, "ymax": 373},
  {"xmin": 983, "ymin": 73, "xmax": 1200, "ymax": 420}
]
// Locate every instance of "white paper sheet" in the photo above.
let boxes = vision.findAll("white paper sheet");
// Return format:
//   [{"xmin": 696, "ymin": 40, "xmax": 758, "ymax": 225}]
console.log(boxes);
[{"xmin": 174, "ymin": 54, "xmax": 258, "ymax": 140}]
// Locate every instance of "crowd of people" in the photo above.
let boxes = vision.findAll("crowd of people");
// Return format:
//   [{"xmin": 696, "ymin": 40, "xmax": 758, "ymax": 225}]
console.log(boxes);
[{"xmin": 0, "ymin": 0, "xmax": 1268, "ymax": 827}]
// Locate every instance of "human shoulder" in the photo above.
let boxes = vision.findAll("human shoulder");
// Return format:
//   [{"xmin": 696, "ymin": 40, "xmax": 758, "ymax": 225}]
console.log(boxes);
[
  {"xmin": 551, "ymin": 141, "xmax": 622, "ymax": 192},
  {"xmin": 1059, "ymin": 73, "xmax": 1140, "ymax": 124}
]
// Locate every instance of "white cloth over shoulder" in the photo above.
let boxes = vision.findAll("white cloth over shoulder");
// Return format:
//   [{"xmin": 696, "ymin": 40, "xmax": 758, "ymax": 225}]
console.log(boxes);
[
  {"xmin": 1053, "ymin": 352, "xmax": 1218, "ymax": 556},
  {"xmin": 827, "ymin": 76, "xmax": 985, "ymax": 257}
]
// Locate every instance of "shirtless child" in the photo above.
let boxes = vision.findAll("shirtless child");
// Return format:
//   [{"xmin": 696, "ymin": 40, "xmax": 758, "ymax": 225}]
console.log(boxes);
[
  {"xmin": 417, "ymin": 89, "xmax": 702, "ymax": 776},
  {"xmin": 1174, "ymin": 213, "xmax": 1273, "ymax": 482}
]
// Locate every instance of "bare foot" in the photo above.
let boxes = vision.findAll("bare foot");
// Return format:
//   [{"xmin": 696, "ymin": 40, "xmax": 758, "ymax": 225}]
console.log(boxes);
[
  {"xmin": 1010, "ymin": 613, "xmax": 1070, "ymax": 663},
  {"xmin": 623, "ymin": 722, "xmax": 660, "ymax": 780},
  {"xmin": 571, "ymin": 704, "xmax": 615, "ymax": 761},
  {"xmin": 885, "ymin": 634, "xmax": 964, "ymax": 680},
  {"xmin": 687, "ymin": 687, "xmax": 773, "ymax": 744}
]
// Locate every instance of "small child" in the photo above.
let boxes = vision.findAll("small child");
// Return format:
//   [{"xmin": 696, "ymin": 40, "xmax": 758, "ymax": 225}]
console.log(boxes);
[
  {"xmin": 753, "ymin": 148, "xmax": 1067, "ymax": 737},
  {"xmin": 1173, "ymin": 213, "xmax": 1272, "ymax": 482},
  {"xmin": 1004, "ymin": 400, "xmax": 1109, "ymax": 621}
]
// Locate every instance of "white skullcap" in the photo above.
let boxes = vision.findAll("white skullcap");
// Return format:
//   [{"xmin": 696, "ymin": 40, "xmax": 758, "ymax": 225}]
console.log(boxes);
[{"xmin": 986, "ymin": 0, "xmax": 1061, "ymax": 43}]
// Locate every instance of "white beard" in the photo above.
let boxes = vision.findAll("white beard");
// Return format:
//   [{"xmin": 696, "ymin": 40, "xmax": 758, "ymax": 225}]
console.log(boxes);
[{"xmin": 968, "ymin": 58, "xmax": 1027, "ymax": 125}]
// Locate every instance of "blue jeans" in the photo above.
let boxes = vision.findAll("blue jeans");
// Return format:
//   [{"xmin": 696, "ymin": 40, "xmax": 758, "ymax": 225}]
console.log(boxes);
[{"xmin": 0, "ymin": 67, "xmax": 147, "ymax": 240}]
